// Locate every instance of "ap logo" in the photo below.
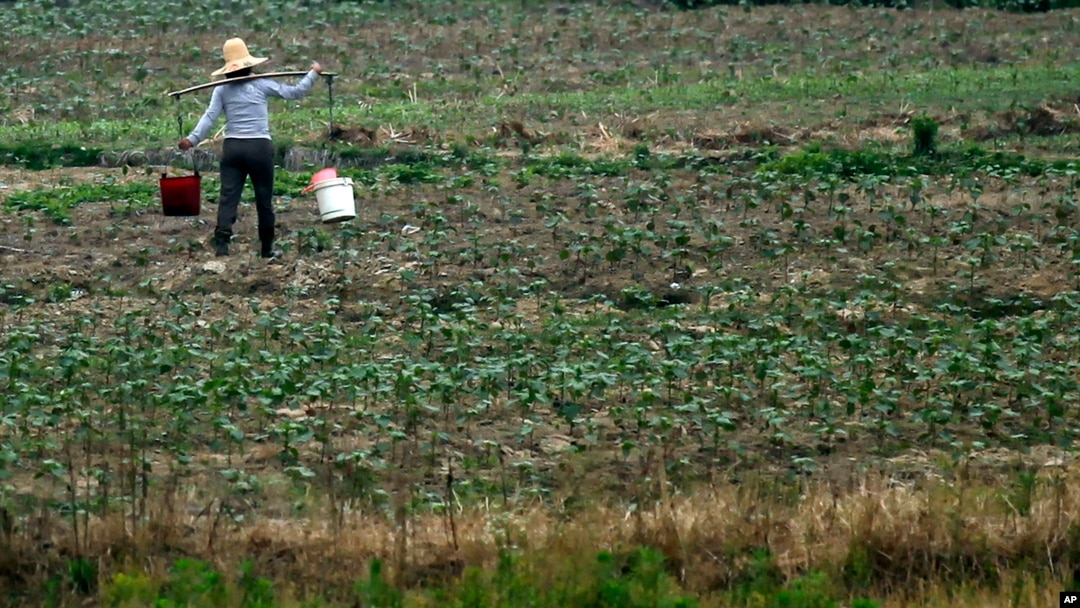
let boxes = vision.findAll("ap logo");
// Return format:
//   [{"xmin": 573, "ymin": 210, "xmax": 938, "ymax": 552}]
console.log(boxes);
[{"xmin": 1062, "ymin": 592, "xmax": 1080, "ymax": 606}]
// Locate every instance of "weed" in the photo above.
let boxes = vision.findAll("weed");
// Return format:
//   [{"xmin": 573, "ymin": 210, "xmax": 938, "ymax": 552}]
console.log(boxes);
[
  {"xmin": 0, "ymin": 142, "xmax": 102, "ymax": 170},
  {"xmin": 353, "ymin": 560, "xmax": 402, "ymax": 608},
  {"xmin": 912, "ymin": 116, "xmax": 939, "ymax": 157},
  {"xmin": 5, "ymin": 182, "xmax": 157, "ymax": 224}
]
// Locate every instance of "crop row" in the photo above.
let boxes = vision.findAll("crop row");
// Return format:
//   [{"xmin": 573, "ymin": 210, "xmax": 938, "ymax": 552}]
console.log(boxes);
[
  {"xmin": 3, "ymin": 0, "xmax": 1080, "ymax": 143},
  {"xmin": 2, "ymin": 275, "xmax": 1078, "ymax": 517},
  {"xmin": 7, "ymin": 148, "xmax": 1080, "ymax": 345}
]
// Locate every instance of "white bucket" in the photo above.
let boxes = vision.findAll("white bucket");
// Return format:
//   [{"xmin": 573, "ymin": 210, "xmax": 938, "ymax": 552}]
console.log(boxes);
[{"xmin": 312, "ymin": 177, "xmax": 356, "ymax": 224}]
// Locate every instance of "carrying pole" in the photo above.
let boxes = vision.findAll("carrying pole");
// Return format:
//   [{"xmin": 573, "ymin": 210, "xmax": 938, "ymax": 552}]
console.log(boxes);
[{"xmin": 166, "ymin": 71, "xmax": 338, "ymax": 98}]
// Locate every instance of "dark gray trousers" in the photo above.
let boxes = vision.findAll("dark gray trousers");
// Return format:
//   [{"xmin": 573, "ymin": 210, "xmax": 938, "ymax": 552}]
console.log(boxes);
[{"xmin": 214, "ymin": 138, "xmax": 276, "ymax": 251}]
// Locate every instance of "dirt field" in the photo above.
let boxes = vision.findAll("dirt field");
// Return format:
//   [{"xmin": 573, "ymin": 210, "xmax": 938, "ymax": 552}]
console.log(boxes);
[{"xmin": 6, "ymin": 2, "xmax": 1080, "ymax": 606}]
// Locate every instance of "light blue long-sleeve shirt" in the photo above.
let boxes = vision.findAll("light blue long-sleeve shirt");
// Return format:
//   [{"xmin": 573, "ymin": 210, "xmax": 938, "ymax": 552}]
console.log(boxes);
[{"xmin": 186, "ymin": 70, "xmax": 319, "ymax": 146}]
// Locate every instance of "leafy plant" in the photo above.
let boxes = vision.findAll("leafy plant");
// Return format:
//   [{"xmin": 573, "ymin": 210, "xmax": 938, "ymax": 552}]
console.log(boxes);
[{"xmin": 912, "ymin": 116, "xmax": 939, "ymax": 157}]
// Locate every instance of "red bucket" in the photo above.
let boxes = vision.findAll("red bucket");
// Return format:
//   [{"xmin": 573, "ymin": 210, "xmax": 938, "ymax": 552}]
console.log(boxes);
[{"xmin": 160, "ymin": 171, "xmax": 201, "ymax": 217}]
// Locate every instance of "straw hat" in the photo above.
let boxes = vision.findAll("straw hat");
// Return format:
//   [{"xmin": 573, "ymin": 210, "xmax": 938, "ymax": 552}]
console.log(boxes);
[{"xmin": 211, "ymin": 38, "xmax": 269, "ymax": 76}]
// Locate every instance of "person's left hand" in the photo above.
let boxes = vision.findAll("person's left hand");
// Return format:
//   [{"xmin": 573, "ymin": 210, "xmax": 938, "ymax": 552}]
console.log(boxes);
[
  {"xmin": 311, "ymin": 62, "xmax": 323, "ymax": 74},
  {"xmin": 178, "ymin": 138, "xmax": 193, "ymax": 151}
]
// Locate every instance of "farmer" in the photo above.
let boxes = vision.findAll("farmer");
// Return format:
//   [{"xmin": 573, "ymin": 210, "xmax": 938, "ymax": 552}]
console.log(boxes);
[{"xmin": 178, "ymin": 37, "xmax": 323, "ymax": 259}]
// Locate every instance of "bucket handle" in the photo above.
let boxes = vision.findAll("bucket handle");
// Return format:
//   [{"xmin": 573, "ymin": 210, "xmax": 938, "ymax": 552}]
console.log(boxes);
[{"xmin": 166, "ymin": 94, "xmax": 202, "ymax": 179}]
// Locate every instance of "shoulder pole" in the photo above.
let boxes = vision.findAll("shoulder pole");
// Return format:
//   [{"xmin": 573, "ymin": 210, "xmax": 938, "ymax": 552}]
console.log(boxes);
[{"xmin": 167, "ymin": 71, "xmax": 338, "ymax": 98}]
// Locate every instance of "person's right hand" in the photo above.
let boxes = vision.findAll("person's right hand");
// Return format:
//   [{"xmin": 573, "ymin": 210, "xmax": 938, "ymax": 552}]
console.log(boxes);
[
  {"xmin": 311, "ymin": 62, "xmax": 322, "ymax": 74},
  {"xmin": 178, "ymin": 138, "xmax": 193, "ymax": 151}
]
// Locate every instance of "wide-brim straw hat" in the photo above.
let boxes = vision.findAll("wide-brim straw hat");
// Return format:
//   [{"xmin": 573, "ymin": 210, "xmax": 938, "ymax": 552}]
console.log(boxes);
[{"xmin": 211, "ymin": 38, "xmax": 269, "ymax": 77}]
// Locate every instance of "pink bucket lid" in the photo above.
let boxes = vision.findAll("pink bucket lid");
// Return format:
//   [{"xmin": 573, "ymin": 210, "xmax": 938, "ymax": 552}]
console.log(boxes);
[{"xmin": 301, "ymin": 168, "xmax": 339, "ymax": 194}]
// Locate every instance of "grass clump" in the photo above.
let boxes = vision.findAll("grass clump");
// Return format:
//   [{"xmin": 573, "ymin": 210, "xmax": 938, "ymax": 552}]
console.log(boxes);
[
  {"xmin": 727, "ymin": 549, "xmax": 882, "ymax": 608},
  {"xmin": 756, "ymin": 143, "xmax": 897, "ymax": 179},
  {"xmin": 757, "ymin": 141, "xmax": 1072, "ymax": 180},
  {"xmin": 912, "ymin": 116, "xmax": 939, "ymax": 157},
  {"xmin": 4, "ymin": 181, "xmax": 159, "ymax": 223},
  {"xmin": 523, "ymin": 152, "xmax": 631, "ymax": 178},
  {"xmin": 94, "ymin": 549, "xmax": 699, "ymax": 608},
  {"xmin": 0, "ymin": 142, "xmax": 103, "ymax": 170},
  {"xmin": 102, "ymin": 559, "xmax": 274, "ymax": 608}
]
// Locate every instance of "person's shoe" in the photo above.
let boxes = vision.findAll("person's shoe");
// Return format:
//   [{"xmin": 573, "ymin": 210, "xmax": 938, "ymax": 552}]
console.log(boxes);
[
  {"xmin": 209, "ymin": 235, "xmax": 230, "ymax": 257},
  {"xmin": 260, "ymin": 233, "xmax": 281, "ymax": 261},
  {"xmin": 211, "ymin": 229, "xmax": 232, "ymax": 257}
]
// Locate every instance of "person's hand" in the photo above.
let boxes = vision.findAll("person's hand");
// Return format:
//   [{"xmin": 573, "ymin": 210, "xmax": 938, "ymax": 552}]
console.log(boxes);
[
  {"xmin": 178, "ymin": 138, "xmax": 193, "ymax": 151},
  {"xmin": 311, "ymin": 62, "xmax": 322, "ymax": 74}
]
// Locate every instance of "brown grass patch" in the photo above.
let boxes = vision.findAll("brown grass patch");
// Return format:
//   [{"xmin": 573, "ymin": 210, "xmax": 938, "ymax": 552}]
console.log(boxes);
[
  {"xmin": 327, "ymin": 124, "xmax": 378, "ymax": 145},
  {"xmin": 682, "ymin": 122, "xmax": 804, "ymax": 152},
  {"xmin": 966, "ymin": 103, "xmax": 1080, "ymax": 142},
  {"xmin": 3, "ymin": 462, "xmax": 1080, "ymax": 605}
]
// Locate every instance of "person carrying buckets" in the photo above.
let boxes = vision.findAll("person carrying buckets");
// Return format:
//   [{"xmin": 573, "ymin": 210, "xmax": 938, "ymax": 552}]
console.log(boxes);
[{"xmin": 178, "ymin": 37, "xmax": 324, "ymax": 259}]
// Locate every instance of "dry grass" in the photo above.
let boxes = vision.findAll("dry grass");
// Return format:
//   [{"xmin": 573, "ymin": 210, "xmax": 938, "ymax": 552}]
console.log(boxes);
[{"xmin": 2, "ymin": 460, "xmax": 1079, "ymax": 606}]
